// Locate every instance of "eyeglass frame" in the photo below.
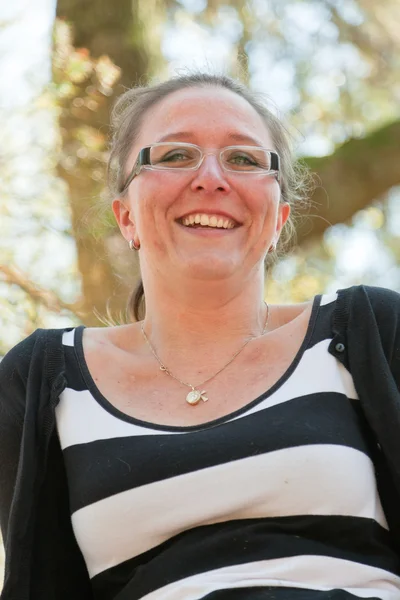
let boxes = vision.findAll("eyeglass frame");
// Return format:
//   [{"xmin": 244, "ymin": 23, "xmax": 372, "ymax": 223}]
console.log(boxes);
[{"xmin": 119, "ymin": 142, "xmax": 281, "ymax": 193}]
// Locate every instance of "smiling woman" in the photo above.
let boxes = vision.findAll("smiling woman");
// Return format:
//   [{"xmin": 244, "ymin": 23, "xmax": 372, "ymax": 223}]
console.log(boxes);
[
  {"xmin": 108, "ymin": 74, "xmax": 309, "ymax": 322},
  {"xmin": 1, "ymin": 72, "xmax": 400, "ymax": 600}
]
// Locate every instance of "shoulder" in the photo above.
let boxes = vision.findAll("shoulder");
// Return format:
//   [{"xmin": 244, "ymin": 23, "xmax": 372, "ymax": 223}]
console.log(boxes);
[
  {"xmin": 338, "ymin": 284, "xmax": 400, "ymax": 323},
  {"xmin": 0, "ymin": 327, "xmax": 76, "ymax": 413},
  {"xmin": 337, "ymin": 285, "xmax": 400, "ymax": 368},
  {"xmin": 0, "ymin": 326, "xmax": 80, "ymax": 427},
  {"xmin": 0, "ymin": 329, "xmax": 44, "ymax": 382},
  {"xmin": 82, "ymin": 322, "xmax": 141, "ymax": 353},
  {"xmin": 359, "ymin": 284, "xmax": 399, "ymax": 308},
  {"xmin": 0, "ymin": 330, "xmax": 44, "ymax": 425},
  {"xmin": 0, "ymin": 326, "xmax": 75, "ymax": 372},
  {"xmin": 363, "ymin": 286, "xmax": 400, "ymax": 344}
]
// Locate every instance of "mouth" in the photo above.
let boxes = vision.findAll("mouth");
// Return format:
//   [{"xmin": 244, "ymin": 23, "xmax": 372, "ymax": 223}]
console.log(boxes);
[{"xmin": 176, "ymin": 213, "xmax": 240, "ymax": 231}]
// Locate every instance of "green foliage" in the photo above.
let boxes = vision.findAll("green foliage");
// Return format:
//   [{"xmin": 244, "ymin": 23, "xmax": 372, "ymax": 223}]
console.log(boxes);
[
  {"xmin": 168, "ymin": 0, "xmax": 399, "ymax": 154},
  {"xmin": 1, "ymin": 0, "xmax": 399, "ymax": 353}
]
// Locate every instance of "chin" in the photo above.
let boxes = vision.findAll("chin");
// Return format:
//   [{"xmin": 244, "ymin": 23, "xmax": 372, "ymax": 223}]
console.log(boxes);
[{"xmin": 181, "ymin": 256, "xmax": 238, "ymax": 281}]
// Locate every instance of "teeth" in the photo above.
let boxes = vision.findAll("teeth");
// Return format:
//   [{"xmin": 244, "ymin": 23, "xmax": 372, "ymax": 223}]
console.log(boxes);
[{"xmin": 181, "ymin": 213, "xmax": 237, "ymax": 229}]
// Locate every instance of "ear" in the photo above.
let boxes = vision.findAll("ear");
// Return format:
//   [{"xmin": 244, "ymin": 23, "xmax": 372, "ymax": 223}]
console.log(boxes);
[
  {"xmin": 112, "ymin": 197, "xmax": 139, "ymax": 246},
  {"xmin": 275, "ymin": 201, "xmax": 290, "ymax": 240}
]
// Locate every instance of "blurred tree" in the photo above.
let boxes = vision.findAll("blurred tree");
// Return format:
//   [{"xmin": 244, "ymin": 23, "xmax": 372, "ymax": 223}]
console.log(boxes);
[
  {"xmin": 53, "ymin": 0, "xmax": 400, "ymax": 323},
  {"xmin": 53, "ymin": 0, "xmax": 166, "ymax": 325},
  {"xmin": 1, "ymin": 0, "xmax": 399, "ymax": 350},
  {"xmin": 194, "ymin": 0, "xmax": 399, "ymax": 138}
]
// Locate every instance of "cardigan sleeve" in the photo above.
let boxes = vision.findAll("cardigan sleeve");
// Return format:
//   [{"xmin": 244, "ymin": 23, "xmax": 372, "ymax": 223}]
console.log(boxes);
[
  {"xmin": 367, "ymin": 285, "xmax": 400, "ymax": 389},
  {"xmin": 388, "ymin": 291, "xmax": 400, "ymax": 390},
  {"xmin": 0, "ymin": 331, "xmax": 39, "ymax": 542},
  {"xmin": 0, "ymin": 330, "xmax": 94, "ymax": 599}
]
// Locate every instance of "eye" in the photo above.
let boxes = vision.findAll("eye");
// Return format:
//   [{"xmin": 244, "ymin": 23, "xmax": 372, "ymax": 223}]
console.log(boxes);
[
  {"xmin": 228, "ymin": 152, "xmax": 258, "ymax": 166},
  {"xmin": 224, "ymin": 150, "xmax": 261, "ymax": 171},
  {"xmin": 151, "ymin": 145, "xmax": 199, "ymax": 168},
  {"xmin": 160, "ymin": 150, "xmax": 192, "ymax": 162},
  {"xmin": 222, "ymin": 147, "xmax": 270, "ymax": 171}
]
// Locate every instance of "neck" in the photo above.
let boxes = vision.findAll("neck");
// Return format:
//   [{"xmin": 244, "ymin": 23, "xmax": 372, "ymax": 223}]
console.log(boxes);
[{"xmin": 140, "ymin": 269, "xmax": 268, "ymax": 369}]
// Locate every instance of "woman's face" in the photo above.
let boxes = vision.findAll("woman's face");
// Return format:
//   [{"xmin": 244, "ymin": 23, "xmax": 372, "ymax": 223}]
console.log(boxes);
[{"xmin": 113, "ymin": 86, "xmax": 290, "ymax": 285}]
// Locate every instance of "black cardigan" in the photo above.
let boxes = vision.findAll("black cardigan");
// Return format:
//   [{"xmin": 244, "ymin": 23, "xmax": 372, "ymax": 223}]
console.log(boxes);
[{"xmin": 0, "ymin": 285, "xmax": 399, "ymax": 599}]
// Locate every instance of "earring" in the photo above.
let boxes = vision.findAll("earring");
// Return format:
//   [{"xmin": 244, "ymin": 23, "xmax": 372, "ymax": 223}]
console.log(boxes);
[
  {"xmin": 129, "ymin": 239, "xmax": 140, "ymax": 251},
  {"xmin": 268, "ymin": 243, "xmax": 277, "ymax": 254}
]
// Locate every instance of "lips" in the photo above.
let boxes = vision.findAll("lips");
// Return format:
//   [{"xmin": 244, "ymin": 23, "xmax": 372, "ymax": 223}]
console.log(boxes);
[{"xmin": 177, "ymin": 211, "xmax": 240, "ymax": 230}]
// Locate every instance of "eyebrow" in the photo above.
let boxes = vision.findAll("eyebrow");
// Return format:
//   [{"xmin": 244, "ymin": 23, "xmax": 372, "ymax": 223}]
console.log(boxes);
[{"xmin": 156, "ymin": 131, "xmax": 267, "ymax": 147}]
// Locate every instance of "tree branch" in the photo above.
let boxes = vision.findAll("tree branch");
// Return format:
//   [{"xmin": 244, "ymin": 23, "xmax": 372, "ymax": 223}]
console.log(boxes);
[
  {"xmin": 298, "ymin": 120, "xmax": 400, "ymax": 243},
  {"xmin": 0, "ymin": 264, "xmax": 83, "ymax": 319}
]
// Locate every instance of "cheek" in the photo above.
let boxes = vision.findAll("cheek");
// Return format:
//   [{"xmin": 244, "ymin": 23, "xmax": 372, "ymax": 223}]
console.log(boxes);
[
  {"xmin": 133, "ymin": 181, "xmax": 163, "ymax": 229},
  {"xmin": 136, "ymin": 182, "xmax": 185, "ymax": 236},
  {"xmin": 245, "ymin": 183, "xmax": 279, "ymax": 219},
  {"xmin": 133, "ymin": 183, "xmax": 175, "ymax": 252},
  {"xmin": 138, "ymin": 171, "xmax": 189, "ymax": 205}
]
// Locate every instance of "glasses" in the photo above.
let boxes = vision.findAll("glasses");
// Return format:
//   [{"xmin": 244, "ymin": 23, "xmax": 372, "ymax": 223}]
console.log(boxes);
[{"xmin": 120, "ymin": 142, "xmax": 280, "ymax": 192}]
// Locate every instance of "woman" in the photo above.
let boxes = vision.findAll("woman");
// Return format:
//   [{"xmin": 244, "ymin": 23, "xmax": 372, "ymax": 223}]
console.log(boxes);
[{"xmin": 1, "ymin": 73, "xmax": 400, "ymax": 600}]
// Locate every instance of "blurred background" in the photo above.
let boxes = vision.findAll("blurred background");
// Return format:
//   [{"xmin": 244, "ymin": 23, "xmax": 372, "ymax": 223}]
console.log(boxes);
[{"xmin": 1, "ymin": 0, "xmax": 400, "ymax": 577}]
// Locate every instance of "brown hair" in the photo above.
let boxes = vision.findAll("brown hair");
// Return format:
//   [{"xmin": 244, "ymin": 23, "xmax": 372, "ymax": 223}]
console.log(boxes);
[{"xmin": 108, "ymin": 72, "xmax": 312, "ymax": 322}]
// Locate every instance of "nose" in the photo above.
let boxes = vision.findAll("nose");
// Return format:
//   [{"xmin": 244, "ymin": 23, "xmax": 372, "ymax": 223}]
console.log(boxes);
[{"xmin": 190, "ymin": 153, "xmax": 231, "ymax": 194}]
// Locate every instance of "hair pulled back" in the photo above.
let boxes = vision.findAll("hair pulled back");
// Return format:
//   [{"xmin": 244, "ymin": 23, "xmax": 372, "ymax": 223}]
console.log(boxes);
[{"xmin": 108, "ymin": 72, "xmax": 312, "ymax": 321}]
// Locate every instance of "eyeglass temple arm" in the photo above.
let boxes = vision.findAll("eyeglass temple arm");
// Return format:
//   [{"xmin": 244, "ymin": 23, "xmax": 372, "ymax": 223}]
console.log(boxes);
[
  {"xmin": 270, "ymin": 152, "xmax": 280, "ymax": 183},
  {"xmin": 270, "ymin": 152, "xmax": 279, "ymax": 172},
  {"xmin": 120, "ymin": 148, "xmax": 152, "ymax": 193}
]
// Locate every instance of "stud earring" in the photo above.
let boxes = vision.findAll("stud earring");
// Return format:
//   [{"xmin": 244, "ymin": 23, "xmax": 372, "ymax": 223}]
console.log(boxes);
[{"xmin": 129, "ymin": 239, "xmax": 140, "ymax": 251}]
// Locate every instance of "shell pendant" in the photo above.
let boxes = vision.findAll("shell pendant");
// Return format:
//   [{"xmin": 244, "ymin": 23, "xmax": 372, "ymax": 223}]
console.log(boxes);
[{"xmin": 186, "ymin": 388, "xmax": 208, "ymax": 405}]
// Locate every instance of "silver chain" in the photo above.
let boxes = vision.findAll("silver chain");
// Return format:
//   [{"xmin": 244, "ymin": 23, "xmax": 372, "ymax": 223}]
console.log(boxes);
[{"xmin": 140, "ymin": 302, "xmax": 270, "ymax": 393}]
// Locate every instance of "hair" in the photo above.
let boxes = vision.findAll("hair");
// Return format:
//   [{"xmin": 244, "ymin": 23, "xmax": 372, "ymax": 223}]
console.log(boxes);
[{"xmin": 107, "ymin": 72, "xmax": 313, "ymax": 322}]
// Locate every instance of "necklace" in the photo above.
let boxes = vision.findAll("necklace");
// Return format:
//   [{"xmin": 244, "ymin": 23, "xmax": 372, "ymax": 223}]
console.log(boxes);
[{"xmin": 140, "ymin": 303, "xmax": 270, "ymax": 406}]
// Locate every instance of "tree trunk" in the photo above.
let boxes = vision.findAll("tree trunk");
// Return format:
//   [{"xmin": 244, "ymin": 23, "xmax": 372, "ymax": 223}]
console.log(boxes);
[{"xmin": 55, "ymin": 0, "xmax": 165, "ymax": 325}]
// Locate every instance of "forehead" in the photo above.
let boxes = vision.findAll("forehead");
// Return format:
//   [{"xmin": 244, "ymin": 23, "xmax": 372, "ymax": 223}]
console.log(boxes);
[{"xmin": 135, "ymin": 86, "xmax": 274, "ymax": 149}]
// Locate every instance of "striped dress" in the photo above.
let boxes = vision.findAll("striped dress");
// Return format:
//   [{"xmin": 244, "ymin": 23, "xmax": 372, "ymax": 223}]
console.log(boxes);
[{"xmin": 55, "ymin": 292, "xmax": 400, "ymax": 600}]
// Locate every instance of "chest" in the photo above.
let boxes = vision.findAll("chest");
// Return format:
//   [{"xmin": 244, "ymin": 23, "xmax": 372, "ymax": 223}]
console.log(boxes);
[
  {"xmin": 81, "ymin": 319, "xmax": 311, "ymax": 428},
  {"xmin": 57, "ymin": 384, "xmax": 387, "ymax": 586}
]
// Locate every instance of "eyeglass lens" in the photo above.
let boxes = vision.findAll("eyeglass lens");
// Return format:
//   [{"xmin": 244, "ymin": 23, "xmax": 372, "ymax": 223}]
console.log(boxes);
[{"xmin": 149, "ymin": 144, "xmax": 273, "ymax": 172}]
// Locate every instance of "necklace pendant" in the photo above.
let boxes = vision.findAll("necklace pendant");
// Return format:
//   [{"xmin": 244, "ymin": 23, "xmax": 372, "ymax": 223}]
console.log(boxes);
[{"xmin": 186, "ymin": 389, "xmax": 208, "ymax": 405}]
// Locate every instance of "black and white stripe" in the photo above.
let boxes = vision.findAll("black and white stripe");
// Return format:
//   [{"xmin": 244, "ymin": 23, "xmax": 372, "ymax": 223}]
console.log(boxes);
[{"xmin": 55, "ymin": 293, "xmax": 400, "ymax": 600}]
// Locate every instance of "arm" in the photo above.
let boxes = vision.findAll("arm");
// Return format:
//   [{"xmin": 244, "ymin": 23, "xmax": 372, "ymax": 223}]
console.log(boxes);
[
  {"xmin": 362, "ymin": 285, "xmax": 400, "ymax": 554},
  {"xmin": 387, "ymin": 293, "xmax": 400, "ymax": 391},
  {"xmin": 0, "ymin": 332, "xmax": 38, "ymax": 542},
  {"xmin": 0, "ymin": 331, "xmax": 94, "ymax": 598},
  {"xmin": 367, "ymin": 285, "xmax": 400, "ymax": 389}
]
